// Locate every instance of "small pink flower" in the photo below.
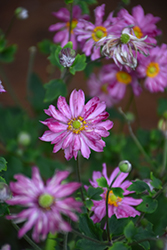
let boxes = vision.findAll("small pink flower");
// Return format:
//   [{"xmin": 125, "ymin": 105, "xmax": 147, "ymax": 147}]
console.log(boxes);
[
  {"xmin": 0, "ymin": 81, "xmax": 6, "ymax": 93},
  {"xmin": 6, "ymin": 167, "xmax": 82, "ymax": 242},
  {"xmin": 75, "ymin": 4, "xmax": 125, "ymax": 60},
  {"xmin": 88, "ymin": 164, "xmax": 142, "ymax": 222},
  {"xmin": 117, "ymin": 5, "xmax": 161, "ymax": 44},
  {"xmin": 49, "ymin": 5, "xmax": 89, "ymax": 50},
  {"xmin": 40, "ymin": 89, "xmax": 113, "ymax": 160},
  {"xmin": 137, "ymin": 44, "xmax": 167, "ymax": 92}
]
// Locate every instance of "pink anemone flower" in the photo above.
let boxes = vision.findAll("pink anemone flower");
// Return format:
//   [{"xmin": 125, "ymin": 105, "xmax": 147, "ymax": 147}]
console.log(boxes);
[
  {"xmin": 40, "ymin": 89, "xmax": 113, "ymax": 160},
  {"xmin": 137, "ymin": 44, "xmax": 167, "ymax": 92},
  {"xmin": 88, "ymin": 164, "xmax": 142, "ymax": 222},
  {"xmin": 49, "ymin": 5, "xmax": 89, "ymax": 50},
  {"xmin": 117, "ymin": 5, "xmax": 161, "ymax": 44},
  {"xmin": 0, "ymin": 81, "xmax": 6, "ymax": 93},
  {"xmin": 75, "ymin": 4, "xmax": 125, "ymax": 60},
  {"xmin": 6, "ymin": 167, "xmax": 82, "ymax": 242}
]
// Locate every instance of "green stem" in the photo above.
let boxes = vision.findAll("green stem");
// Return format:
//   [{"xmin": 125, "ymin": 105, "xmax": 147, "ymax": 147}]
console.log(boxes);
[
  {"xmin": 12, "ymin": 222, "xmax": 42, "ymax": 250},
  {"xmin": 76, "ymin": 152, "xmax": 85, "ymax": 202},
  {"xmin": 87, "ymin": 55, "xmax": 105, "ymax": 65},
  {"xmin": 63, "ymin": 232, "xmax": 68, "ymax": 250},
  {"xmin": 160, "ymin": 136, "xmax": 167, "ymax": 177},
  {"xmin": 105, "ymin": 189, "xmax": 111, "ymax": 242},
  {"xmin": 118, "ymin": 107, "xmax": 155, "ymax": 169},
  {"xmin": 26, "ymin": 46, "xmax": 36, "ymax": 98},
  {"xmin": 45, "ymin": 233, "xmax": 57, "ymax": 250},
  {"xmin": 72, "ymin": 229, "xmax": 110, "ymax": 246},
  {"xmin": 5, "ymin": 15, "xmax": 16, "ymax": 37}
]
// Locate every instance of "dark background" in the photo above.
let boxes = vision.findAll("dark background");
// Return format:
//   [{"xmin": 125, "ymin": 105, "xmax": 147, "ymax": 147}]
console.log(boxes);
[{"xmin": 0, "ymin": 0, "xmax": 167, "ymax": 129}]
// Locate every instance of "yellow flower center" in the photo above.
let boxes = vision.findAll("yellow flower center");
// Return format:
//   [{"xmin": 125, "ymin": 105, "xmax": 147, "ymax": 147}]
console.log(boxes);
[
  {"xmin": 38, "ymin": 193, "xmax": 54, "ymax": 209},
  {"xmin": 67, "ymin": 116, "xmax": 87, "ymax": 134},
  {"xmin": 92, "ymin": 26, "xmax": 107, "ymax": 42},
  {"xmin": 116, "ymin": 71, "xmax": 132, "ymax": 84},
  {"xmin": 66, "ymin": 19, "xmax": 78, "ymax": 33},
  {"xmin": 146, "ymin": 62, "xmax": 160, "ymax": 78},
  {"xmin": 133, "ymin": 26, "xmax": 143, "ymax": 39},
  {"xmin": 101, "ymin": 83, "xmax": 108, "ymax": 94},
  {"xmin": 107, "ymin": 190, "xmax": 122, "ymax": 207}
]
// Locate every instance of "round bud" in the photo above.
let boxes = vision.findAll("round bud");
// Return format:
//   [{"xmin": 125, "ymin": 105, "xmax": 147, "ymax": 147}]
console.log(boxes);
[
  {"xmin": 0, "ymin": 183, "xmax": 11, "ymax": 202},
  {"xmin": 15, "ymin": 7, "xmax": 28, "ymax": 19},
  {"xmin": 59, "ymin": 47, "xmax": 76, "ymax": 67},
  {"xmin": 17, "ymin": 131, "xmax": 31, "ymax": 146},
  {"xmin": 119, "ymin": 160, "xmax": 132, "ymax": 173},
  {"xmin": 126, "ymin": 112, "xmax": 135, "ymax": 122}
]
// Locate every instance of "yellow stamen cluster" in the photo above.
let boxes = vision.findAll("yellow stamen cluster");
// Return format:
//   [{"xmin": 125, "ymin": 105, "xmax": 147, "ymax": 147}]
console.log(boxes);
[
  {"xmin": 38, "ymin": 193, "xmax": 54, "ymax": 210},
  {"xmin": 92, "ymin": 26, "xmax": 107, "ymax": 42},
  {"xmin": 107, "ymin": 190, "xmax": 122, "ymax": 207},
  {"xmin": 67, "ymin": 116, "xmax": 87, "ymax": 134},
  {"xmin": 116, "ymin": 71, "xmax": 132, "ymax": 85},
  {"xmin": 66, "ymin": 19, "xmax": 78, "ymax": 34},
  {"xmin": 146, "ymin": 62, "xmax": 160, "ymax": 78},
  {"xmin": 133, "ymin": 26, "xmax": 143, "ymax": 39},
  {"xmin": 101, "ymin": 83, "xmax": 109, "ymax": 94}
]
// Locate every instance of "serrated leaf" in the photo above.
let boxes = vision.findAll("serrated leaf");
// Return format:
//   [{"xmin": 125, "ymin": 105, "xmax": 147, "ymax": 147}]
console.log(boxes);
[
  {"xmin": 87, "ymin": 186, "xmax": 103, "ymax": 200},
  {"xmin": 133, "ymin": 226, "xmax": 155, "ymax": 250},
  {"xmin": 111, "ymin": 187, "xmax": 124, "ymax": 198},
  {"xmin": 38, "ymin": 39, "xmax": 53, "ymax": 54},
  {"xmin": 76, "ymin": 239, "xmax": 106, "ymax": 250},
  {"xmin": 70, "ymin": 54, "xmax": 86, "ymax": 75},
  {"xmin": 0, "ymin": 203, "xmax": 9, "ymax": 216},
  {"xmin": 108, "ymin": 242, "xmax": 130, "ymax": 250},
  {"xmin": 85, "ymin": 199, "xmax": 93, "ymax": 210},
  {"xmin": 79, "ymin": 213, "xmax": 103, "ymax": 240},
  {"xmin": 0, "ymin": 176, "xmax": 6, "ymax": 183},
  {"xmin": 48, "ymin": 44, "xmax": 63, "ymax": 70},
  {"xmin": 150, "ymin": 172, "xmax": 162, "ymax": 190},
  {"xmin": 137, "ymin": 196, "xmax": 158, "ymax": 213},
  {"xmin": 127, "ymin": 180, "xmax": 150, "ymax": 194},
  {"xmin": 44, "ymin": 79, "xmax": 67, "ymax": 102},
  {"xmin": 96, "ymin": 177, "xmax": 108, "ymax": 188},
  {"xmin": 124, "ymin": 221, "xmax": 137, "ymax": 242},
  {"xmin": 0, "ymin": 157, "xmax": 7, "ymax": 172},
  {"xmin": 109, "ymin": 215, "xmax": 130, "ymax": 236},
  {"xmin": 63, "ymin": 41, "xmax": 73, "ymax": 49}
]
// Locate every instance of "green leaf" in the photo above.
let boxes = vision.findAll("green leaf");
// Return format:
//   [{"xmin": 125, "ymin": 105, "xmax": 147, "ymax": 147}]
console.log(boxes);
[
  {"xmin": 48, "ymin": 44, "xmax": 63, "ymax": 70},
  {"xmin": 124, "ymin": 221, "xmax": 137, "ymax": 242},
  {"xmin": 137, "ymin": 196, "xmax": 158, "ymax": 213},
  {"xmin": 96, "ymin": 177, "xmax": 108, "ymax": 188},
  {"xmin": 133, "ymin": 225, "xmax": 155, "ymax": 250},
  {"xmin": 150, "ymin": 172, "xmax": 162, "ymax": 190},
  {"xmin": 108, "ymin": 242, "xmax": 131, "ymax": 250},
  {"xmin": 38, "ymin": 39, "xmax": 53, "ymax": 54},
  {"xmin": 111, "ymin": 187, "xmax": 124, "ymax": 198},
  {"xmin": 0, "ymin": 37, "xmax": 6, "ymax": 52},
  {"xmin": 0, "ymin": 176, "xmax": 6, "ymax": 183},
  {"xmin": 85, "ymin": 199, "xmax": 94, "ymax": 210},
  {"xmin": 0, "ymin": 44, "xmax": 17, "ymax": 63},
  {"xmin": 69, "ymin": 54, "xmax": 87, "ymax": 75},
  {"xmin": 127, "ymin": 180, "xmax": 150, "ymax": 194},
  {"xmin": 87, "ymin": 186, "xmax": 103, "ymax": 200},
  {"xmin": 157, "ymin": 98, "xmax": 167, "ymax": 116},
  {"xmin": 0, "ymin": 203, "xmax": 9, "ymax": 216},
  {"xmin": 0, "ymin": 157, "xmax": 7, "ymax": 172},
  {"xmin": 76, "ymin": 239, "xmax": 106, "ymax": 250},
  {"xmin": 44, "ymin": 79, "xmax": 67, "ymax": 103},
  {"xmin": 65, "ymin": 0, "xmax": 74, "ymax": 3},
  {"xmin": 79, "ymin": 213, "xmax": 103, "ymax": 240},
  {"xmin": 109, "ymin": 215, "xmax": 130, "ymax": 236},
  {"xmin": 28, "ymin": 73, "xmax": 46, "ymax": 111},
  {"xmin": 63, "ymin": 41, "xmax": 73, "ymax": 49}
]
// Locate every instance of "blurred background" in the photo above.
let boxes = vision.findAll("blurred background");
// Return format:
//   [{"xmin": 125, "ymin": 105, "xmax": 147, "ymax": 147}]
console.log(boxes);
[{"xmin": 0, "ymin": 0, "xmax": 167, "ymax": 129}]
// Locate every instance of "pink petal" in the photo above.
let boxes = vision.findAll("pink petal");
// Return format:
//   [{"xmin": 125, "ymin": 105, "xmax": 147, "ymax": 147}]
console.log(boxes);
[{"xmin": 57, "ymin": 96, "xmax": 72, "ymax": 119}]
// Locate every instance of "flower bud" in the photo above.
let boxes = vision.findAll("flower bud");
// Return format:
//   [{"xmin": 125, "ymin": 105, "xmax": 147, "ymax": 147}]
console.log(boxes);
[
  {"xmin": 0, "ymin": 81, "xmax": 6, "ymax": 93},
  {"xmin": 158, "ymin": 118, "xmax": 167, "ymax": 137},
  {"xmin": 15, "ymin": 7, "xmax": 28, "ymax": 19},
  {"xmin": 0, "ymin": 183, "xmax": 11, "ymax": 202},
  {"xmin": 59, "ymin": 47, "xmax": 76, "ymax": 67},
  {"xmin": 17, "ymin": 131, "xmax": 31, "ymax": 146},
  {"xmin": 119, "ymin": 160, "xmax": 132, "ymax": 173},
  {"xmin": 126, "ymin": 112, "xmax": 135, "ymax": 123}
]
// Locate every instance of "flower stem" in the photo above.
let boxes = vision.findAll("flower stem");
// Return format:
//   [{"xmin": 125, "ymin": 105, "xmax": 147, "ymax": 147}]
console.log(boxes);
[
  {"xmin": 105, "ymin": 189, "xmax": 111, "ymax": 242},
  {"xmin": 68, "ymin": 3, "xmax": 73, "ymax": 42},
  {"xmin": 72, "ymin": 229, "xmax": 110, "ymax": 246},
  {"xmin": 160, "ymin": 135, "xmax": 167, "ymax": 177},
  {"xmin": 45, "ymin": 233, "xmax": 57, "ymax": 250},
  {"xmin": 5, "ymin": 15, "xmax": 16, "ymax": 37},
  {"xmin": 76, "ymin": 152, "xmax": 85, "ymax": 202},
  {"xmin": 63, "ymin": 232, "xmax": 68, "ymax": 250},
  {"xmin": 118, "ymin": 107, "xmax": 155, "ymax": 169},
  {"xmin": 11, "ymin": 222, "xmax": 42, "ymax": 250}
]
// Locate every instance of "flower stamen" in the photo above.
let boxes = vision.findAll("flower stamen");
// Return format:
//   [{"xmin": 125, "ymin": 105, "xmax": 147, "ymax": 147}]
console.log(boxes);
[
  {"xmin": 68, "ymin": 116, "xmax": 87, "ymax": 134},
  {"xmin": 92, "ymin": 26, "xmax": 107, "ymax": 42},
  {"xmin": 146, "ymin": 62, "xmax": 160, "ymax": 77},
  {"xmin": 133, "ymin": 26, "xmax": 143, "ymax": 39},
  {"xmin": 116, "ymin": 71, "xmax": 132, "ymax": 84},
  {"xmin": 66, "ymin": 19, "xmax": 78, "ymax": 33},
  {"xmin": 38, "ymin": 193, "xmax": 54, "ymax": 209},
  {"xmin": 107, "ymin": 190, "xmax": 122, "ymax": 207}
]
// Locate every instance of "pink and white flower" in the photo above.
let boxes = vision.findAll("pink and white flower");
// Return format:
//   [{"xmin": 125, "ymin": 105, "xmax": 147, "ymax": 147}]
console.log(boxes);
[
  {"xmin": 88, "ymin": 164, "xmax": 142, "ymax": 222},
  {"xmin": 117, "ymin": 5, "xmax": 161, "ymax": 44},
  {"xmin": 0, "ymin": 81, "xmax": 6, "ymax": 93},
  {"xmin": 40, "ymin": 89, "xmax": 113, "ymax": 160},
  {"xmin": 137, "ymin": 44, "xmax": 167, "ymax": 92},
  {"xmin": 49, "ymin": 5, "xmax": 89, "ymax": 50},
  {"xmin": 96, "ymin": 26, "xmax": 155, "ymax": 70},
  {"xmin": 6, "ymin": 167, "xmax": 82, "ymax": 242},
  {"xmin": 75, "ymin": 4, "xmax": 125, "ymax": 60}
]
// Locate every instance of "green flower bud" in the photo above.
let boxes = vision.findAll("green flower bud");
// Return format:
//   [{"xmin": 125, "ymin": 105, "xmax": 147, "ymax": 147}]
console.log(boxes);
[
  {"xmin": 0, "ymin": 183, "xmax": 11, "ymax": 202},
  {"xmin": 119, "ymin": 160, "xmax": 132, "ymax": 173},
  {"xmin": 15, "ymin": 7, "xmax": 28, "ymax": 19},
  {"xmin": 17, "ymin": 132, "xmax": 31, "ymax": 146}
]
